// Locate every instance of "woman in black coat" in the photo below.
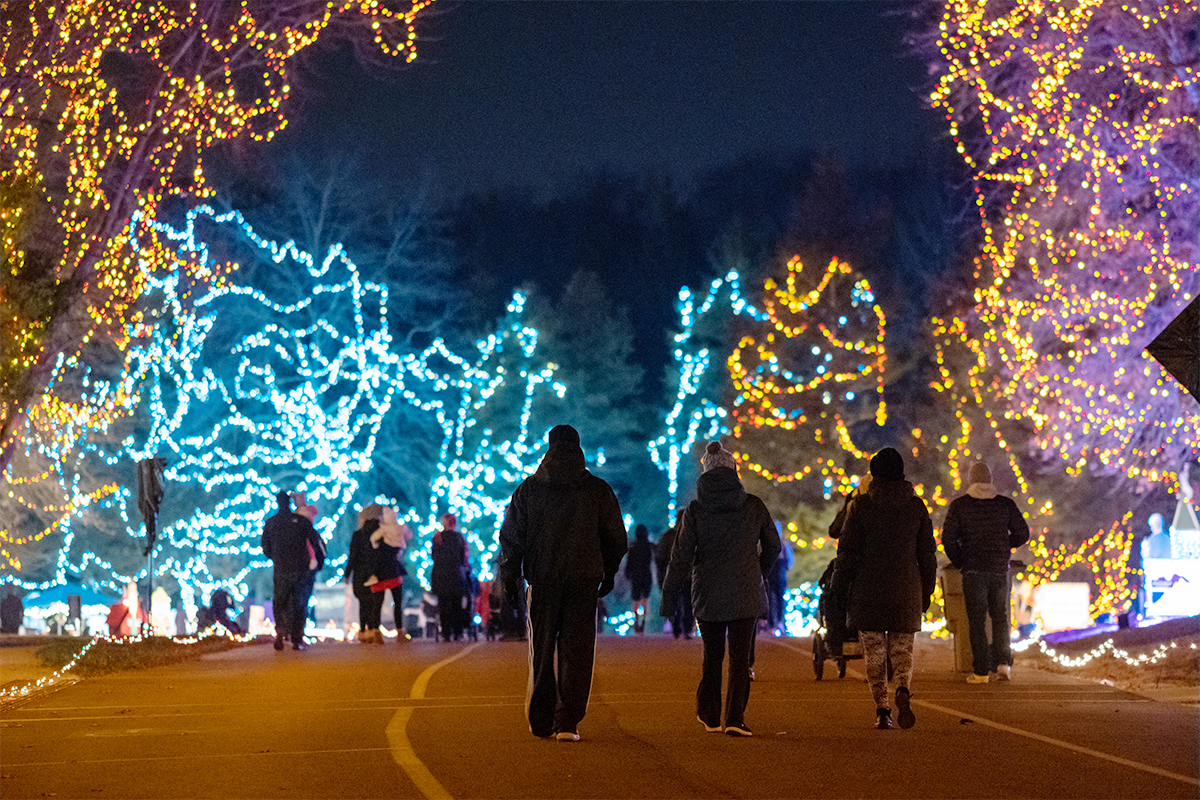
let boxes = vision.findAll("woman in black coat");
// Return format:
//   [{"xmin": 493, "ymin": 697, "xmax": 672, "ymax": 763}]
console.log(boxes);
[
  {"xmin": 832, "ymin": 448, "xmax": 936, "ymax": 730},
  {"xmin": 661, "ymin": 441, "xmax": 781, "ymax": 737}
]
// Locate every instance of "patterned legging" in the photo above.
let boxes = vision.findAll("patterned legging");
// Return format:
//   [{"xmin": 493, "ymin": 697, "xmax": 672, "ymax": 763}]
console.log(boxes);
[{"xmin": 859, "ymin": 631, "xmax": 915, "ymax": 710}]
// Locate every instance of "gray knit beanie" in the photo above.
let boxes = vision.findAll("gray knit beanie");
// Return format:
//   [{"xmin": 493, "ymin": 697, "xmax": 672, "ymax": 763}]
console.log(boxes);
[{"xmin": 701, "ymin": 441, "xmax": 738, "ymax": 473}]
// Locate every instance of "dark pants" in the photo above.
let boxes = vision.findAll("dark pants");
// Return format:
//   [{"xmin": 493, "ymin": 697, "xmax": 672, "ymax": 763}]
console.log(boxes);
[
  {"xmin": 436, "ymin": 591, "xmax": 468, "ymax": 640},
  {"xmin": 356, "ymin": 586, "xmax": 384, "ymax": 629},
  {"xmin": 273, "ymin": 570, "xmax": 307, "ymax": 643},
  {"xmin": 696, "ymin": 617, "xmax": 757, "ymax": 728},
  {"xmin": 298, "ymin": 570, "xmax": 317, "ymax": 625},
  {"xmin": 526, "ymin": 582, "xmax": 599, "ymax": 737},
  {"xmin": 962, "ymin": 570, "xmax": 1012, "ymax": 676}
]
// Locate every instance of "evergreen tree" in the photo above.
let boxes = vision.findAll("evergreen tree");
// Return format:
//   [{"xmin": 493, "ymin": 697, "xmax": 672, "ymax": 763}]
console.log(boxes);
[{"xmin": 526, "ymin": 271, "xmax": 661, "ymax": 525}]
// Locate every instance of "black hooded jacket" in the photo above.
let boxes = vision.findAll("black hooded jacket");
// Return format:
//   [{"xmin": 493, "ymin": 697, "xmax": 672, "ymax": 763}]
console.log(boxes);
[
  {"xmin": 497, "ymin": 443, "xmax": 627, "ymax": 596},
  {"xmin": 261, "ymin": 498, "xmax": 325, "ymax": 574},
  {"xmin": 660, "ymin": 466, "xmax": 780, "ymax": 622}
]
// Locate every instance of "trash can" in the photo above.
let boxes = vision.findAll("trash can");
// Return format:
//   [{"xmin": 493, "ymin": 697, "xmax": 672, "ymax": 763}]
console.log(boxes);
[{"xmin": 938, "ymin": 565, "xmax": 975, "ymax": 673}]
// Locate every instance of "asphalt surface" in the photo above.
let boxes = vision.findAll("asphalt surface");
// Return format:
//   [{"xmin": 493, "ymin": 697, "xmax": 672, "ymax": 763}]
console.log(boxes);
[{"xmin": 1, "ymin": 633, "xmax": 1197, "ymax": 799}]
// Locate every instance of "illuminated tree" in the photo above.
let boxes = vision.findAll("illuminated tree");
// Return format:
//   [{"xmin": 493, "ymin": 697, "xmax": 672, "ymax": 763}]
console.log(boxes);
[
  {"xmin": 0, "ymin": 0, "xmax": 433, "ymax": 472},
  {"xmin": 1, "ymin": 206, "xmax": 419, "ymax": 621},
  {"xmin": 925, "ymin": 0, "xmax": 1200, "ymax": 490},
  {"xmin": 403, "ymin": 292, "xmax": 563, "ymax": 586},
  {"xmin": 649, "ymin": 243, "xmax": 765, "ymax": 525},
  {"xmin": 727, "ymin": 253, "xmax": 888, "ymax": 507}
]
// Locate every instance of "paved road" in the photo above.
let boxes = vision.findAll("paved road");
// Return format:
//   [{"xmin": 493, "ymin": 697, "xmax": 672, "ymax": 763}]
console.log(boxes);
[{"xmin": 1, "ymin": 634, "xmax": 1196, "ymax": 799}]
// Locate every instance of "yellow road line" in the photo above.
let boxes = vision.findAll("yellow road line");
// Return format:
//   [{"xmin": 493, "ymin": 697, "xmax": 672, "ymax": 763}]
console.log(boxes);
[{"xmin": 386, "ymin": 644, "xmax": 479, "ymax": 800}]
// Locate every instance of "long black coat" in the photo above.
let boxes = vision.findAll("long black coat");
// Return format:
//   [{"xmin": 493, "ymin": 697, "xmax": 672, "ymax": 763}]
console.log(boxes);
[
  {"xmin": 832, "ymin": 479, "xmax": 936, "ymax": 633},
  {"xmin": 660, "ymin": 467, "xmax": 781, "ymax": 623}
]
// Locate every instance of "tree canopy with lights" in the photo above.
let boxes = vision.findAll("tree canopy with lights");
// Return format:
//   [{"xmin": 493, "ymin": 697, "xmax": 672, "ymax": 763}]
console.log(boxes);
[
  {"xmin": 926, "ymin": 0, "xmax": 1200, "ymax": 490},
  {"xmin": 0, "ymin": 0, "xmax": 432, "ymax": 473}
]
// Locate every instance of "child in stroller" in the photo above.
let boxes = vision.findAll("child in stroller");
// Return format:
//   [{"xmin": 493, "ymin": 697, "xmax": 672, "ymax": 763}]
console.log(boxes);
[{"xmin": 812, "ymin": 557, "xmax": 861, "ymax": 679}]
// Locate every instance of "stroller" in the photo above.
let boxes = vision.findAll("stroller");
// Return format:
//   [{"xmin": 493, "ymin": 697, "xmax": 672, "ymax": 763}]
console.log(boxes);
[{"xmin": 812, "ymin": 558, "xmax": 862, "ymax": 680}]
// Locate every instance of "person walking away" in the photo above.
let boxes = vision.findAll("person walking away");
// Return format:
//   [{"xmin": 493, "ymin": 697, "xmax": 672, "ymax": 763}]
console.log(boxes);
[
  {"xmin": 660, "ymin": 441, "xmax": 780, "ymax": 737},
  {"xmin": 941, "ymin": 461, "xmax": 1031, "ymax": 683},
  {"xmin": 828, "ymin": 474, "xmax": 871, "ymax": 539},
  {"xmin": 431, "ymin": 513, "xmax": 470, "ymax": 641},
  {"xmin": 656, "ymin": 511, "xmax": 694, "ymax": 639},
  {"xmin": 624, "ymin": 524, "xmax": 655, "ymax": 634},
  {"xmin": 262, "ymin": 490, "xmax": 325, "ymax": 651},
  {"xmin": 498, "ymin": 424, "xmax": 627, "ymax": 742},
  {"xmin": 832, "ymin": 448, "xmax": 936, "ymax": 730}
]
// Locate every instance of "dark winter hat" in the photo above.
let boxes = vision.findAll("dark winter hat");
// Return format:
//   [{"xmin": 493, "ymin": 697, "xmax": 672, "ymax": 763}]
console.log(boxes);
[
  {"xmin": 869, "ymin": 448, "xmax": 905, "ymax": 482},
  {"xmin": 701, "ymin": 441, "xmax": 738, "ymax": 473},
  {"xmin": 275, "ymin": 490, "xmax": 291, "ymax": 509},
  {"xmin": 548, "ymin": 424, "xmax": 581, "ymax": 448},
  {"xmin": 967, "ymin": 461, "xmax": 992, "ymax": 485}
]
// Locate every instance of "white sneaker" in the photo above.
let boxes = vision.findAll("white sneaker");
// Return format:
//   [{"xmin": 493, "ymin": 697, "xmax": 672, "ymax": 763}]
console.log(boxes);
[
  {"xmin": 967, "ymin": 673, "xmax": 989, "ymax": 684},
  {"xmin": 996, "ymin": 664, "xmax": 1011, "ymax": 681},
  {"xmin": 555, "ymin": 730, "xmax": 580, "ymax": 742}
]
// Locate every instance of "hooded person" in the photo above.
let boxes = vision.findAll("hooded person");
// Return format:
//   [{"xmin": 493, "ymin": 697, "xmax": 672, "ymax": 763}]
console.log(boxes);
[
  {"xmin": 498, "ymin": 424, "xmax": 627, "ymax": 742},
  {"xmin": 831, "ymin": 447, "xmax": 936, "ymax": 730},
  {"xmin": 660, "ymin": 441, "xmax": 781, "ymax": 737},
  {"xmin": 941, "ymin": 460, "xmax": 1030, "ymax": 683}
]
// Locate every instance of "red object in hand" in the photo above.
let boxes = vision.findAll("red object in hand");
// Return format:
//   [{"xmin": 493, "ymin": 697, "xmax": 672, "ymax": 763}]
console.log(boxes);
[{"xmin": 370, "ymin": 577, "xmax": 402, "ymax": 593}]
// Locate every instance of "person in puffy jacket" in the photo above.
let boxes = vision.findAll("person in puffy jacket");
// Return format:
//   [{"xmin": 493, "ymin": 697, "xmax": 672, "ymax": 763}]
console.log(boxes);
[
  {"xmin": 498, "ymin": 424, "xmax": 627, "ymax": 742},
  {"xmin": 660, "ymin": 441, "xmax": 780, "ymax": 737},
  {"xmin": 832, "ymin": 448, "xmax": 936, "ymax": 730},
  {"xmin": 942, "ymin": 461, "xmax": 1030, "ymax": 683}
]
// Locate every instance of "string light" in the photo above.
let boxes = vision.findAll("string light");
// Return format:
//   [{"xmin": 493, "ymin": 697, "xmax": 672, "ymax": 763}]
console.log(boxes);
[
  {"xmin": 727, "ymin": 255, "xmax": 888, "ymax": 499},
  {"xmin": 648, "ymin": 268, "xmax": 765, "ymax": 524},
  {"xmin": 928, "ymin": 0, "xmax": 1200, "ymax": 489},
  {"xmin": 1, "ymin": 0, "xmax": 433, "ymax": 475},
  {"xmin": 0, "ymin": 624, "xmax": 255, "ymax": 703},
  {"xmin": 1, "ymin": 205, "xmax": 563, "ymax": 623}
]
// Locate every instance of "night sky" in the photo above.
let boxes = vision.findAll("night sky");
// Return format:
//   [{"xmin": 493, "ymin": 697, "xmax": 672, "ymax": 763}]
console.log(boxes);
[{"xmin": 275, "ymin": 0, "xmax": 945, "ymax": 201}]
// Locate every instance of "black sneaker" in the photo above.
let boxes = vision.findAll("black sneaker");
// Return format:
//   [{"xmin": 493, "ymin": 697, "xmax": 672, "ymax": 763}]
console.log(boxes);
[
  {"xmin": 895, "ymin": 686, "xmax": 915, "ymax": 729},
  {"xmin": 724, "ymin": 723, "xmax": 752, "ymax": 737},
  {"xmin": 875, "ymin": 708, "xmax": 892, "ymax": 730},
  {"xmin": 697, "ymin": 716, "xmax": 722, "ymax": 733},
  {"xmin": 273, "ymin": 636, "xmax": 284, "ymax": 651}
]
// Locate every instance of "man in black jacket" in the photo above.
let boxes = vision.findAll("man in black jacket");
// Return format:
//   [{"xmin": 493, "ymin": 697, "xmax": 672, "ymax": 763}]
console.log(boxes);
[
  {"xmin": 942, "ymin": 461, "xmax": 1031, "ymax": 682},
  {"xmin": 498, "ymin": 425, "xmax": 627, "ymax": 742},
  {"xmin": 262, "ymin": 490, "xmax": 325, "ymax": 651}
]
